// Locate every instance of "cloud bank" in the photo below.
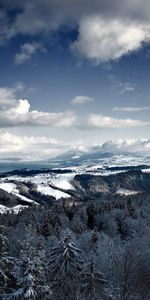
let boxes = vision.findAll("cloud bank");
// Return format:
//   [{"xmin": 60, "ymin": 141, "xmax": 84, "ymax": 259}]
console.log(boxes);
[
  {"xmin": 0, "ymin": 130, "xmax": 70, "ymax": 161},
  {"xmin": 100, "ymin": 139, "xmax": 150, "ymax": 153},
  {"xmin": 0, "ymin": 130, "xmax": 150, "ymax": 161}
]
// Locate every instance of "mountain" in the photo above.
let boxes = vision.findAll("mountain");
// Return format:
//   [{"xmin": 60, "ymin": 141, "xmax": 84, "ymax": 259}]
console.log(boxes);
[
  {"xmin": 52, "ymin": 149, "xmax": 120, "ymax": 165},
  {"xmin": 51, "ymin": 147, "xmax": 150, "ymax": 169}
]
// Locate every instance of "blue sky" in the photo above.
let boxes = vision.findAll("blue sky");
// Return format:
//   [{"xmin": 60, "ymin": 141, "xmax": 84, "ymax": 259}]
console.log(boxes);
[{"xmin": 0, "ymin": 0, "xmax": 150, "ymax": 160}]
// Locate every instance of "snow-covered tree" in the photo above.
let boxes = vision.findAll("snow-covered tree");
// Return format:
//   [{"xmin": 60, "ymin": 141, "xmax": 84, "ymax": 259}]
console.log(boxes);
[
  {"xmin": 4, "ymin": 225, "xmax": 51, "ymax": 300},
  {"xmin": 48, "ymin": 233, "xmax": 84, "ymax": 300},
  {"xmin": 0, "ymin": 229, "xmax": 16, "ymax": 298},
  {"xmin": 0, "ymin": 233, "xmax": 9, "ymax": 296},
  {"xmin": 81, "ymin": 261, "xmax": 107, "ymax": 300}
]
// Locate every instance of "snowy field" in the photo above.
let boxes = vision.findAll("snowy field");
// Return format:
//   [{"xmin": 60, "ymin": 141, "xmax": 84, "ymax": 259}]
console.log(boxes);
[
  {"xmin": 0, "ymin": 173, "xmax": 76, "ymax": 205},
  {"xmin": 0, "ymin": 182, "xmax": 36, "ymax": 203},
  {"xmin": 0, "ymin": 173, "xmax": 76, "ymax": 214}
]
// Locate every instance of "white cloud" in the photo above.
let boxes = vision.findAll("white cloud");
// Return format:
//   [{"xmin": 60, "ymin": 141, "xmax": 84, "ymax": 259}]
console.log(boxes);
[
  {"xmin": 15, "ymin": 42, "xmax": 45, "ymax": 64},
  {"xmin": 1, "ymin": 1, "xmax": 150, "ymax": 62},
  {"xmin": 113, "ymin": 106, "xmax": 150, "ymax": 112},
  {"xmin": 0, "ymin": 130, "xmax": 70, "ymax": 160},
  {"xmin": 71, "ymin": 138, "xmax": 150, "ymax": 155},
  {"xmin": 71, "ymin": 95, "xmax": 94, "ymax": 105},
  {"xmin": 72, "ymin": 17, "xmax": 150, "ymax": 62},
  {"xmin": 1, "ymin": 130, "xmax": 150, "ymax": 161},
  {"xmin": 0, "ymin": 87, "xmax": 16, "ymax": 106},
  {"xmin": 0, "ymin": 83, "xmax": 26, "ymax": 107},
  {"xmin": 100, "ymin": 139, "xmax": 150, "ymax": 153},
  {"xmin": 0, "ymin": 86, "xmax": 76, "ymax": 127},
  {"xmin": 0, "ymin": 85, "xmax": 149, "ymax": 130},
  {"xmin": 83, "ymin": 113, "xmax": 149, "ymax": 129}
]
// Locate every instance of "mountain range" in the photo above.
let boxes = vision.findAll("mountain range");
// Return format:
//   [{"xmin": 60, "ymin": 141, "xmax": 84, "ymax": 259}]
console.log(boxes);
[{"xmin": 51, "ymin": 147, "xmax": 150, "ymax": 169}]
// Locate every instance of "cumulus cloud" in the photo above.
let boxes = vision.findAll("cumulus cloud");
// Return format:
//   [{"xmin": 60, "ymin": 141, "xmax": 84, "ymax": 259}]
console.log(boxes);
[
  {"xmin": 113, "ymin": 106, "xmax": 150, "ymax": 112},
  {"xmin": 15, "ymin": 42, "xmax": 45, "ymax": 64},
  {"xmin": 100, "ymin": 139, "xmax": 150, "ymax": 153},
  {"xmin": 1, "ymin": 1, "xmax": 150, "ymax": 62},
  {"xmin": 72, "ymin": 17, "xmax": 150, "ymax": 62},
  {"xmin": 70, "ymin": 95, "xmax": 94, "ymax": 105},
  {"xmin": 82, "ymin": 114, "xmax": 149, "ymax": 129},
  {"xmin": 72, "ymin": 139, "xmax": 150, "ymax": 155},
  {"xmin": 0, "ymin": 86, "xmax": 76, "ymax": 127}
]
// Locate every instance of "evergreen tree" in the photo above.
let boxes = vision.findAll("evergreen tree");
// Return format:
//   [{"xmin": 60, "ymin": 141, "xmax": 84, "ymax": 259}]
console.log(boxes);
[
  {"xmin": 48, "ymin": 233, "xmax": 84, "ymax": 300},
  {"xmin": 0, "ymin": 227, "xmax": 16, "ymax": 298},
  {"xmin": 4, "ymin": 225, "xmax": 51, "ymax": 300}
]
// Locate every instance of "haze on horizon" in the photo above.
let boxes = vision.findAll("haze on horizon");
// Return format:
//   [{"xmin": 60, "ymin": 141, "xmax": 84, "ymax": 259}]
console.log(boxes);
[{"xmin": 0, "ymin": 0, "xmax": 150, "ymax": 161}]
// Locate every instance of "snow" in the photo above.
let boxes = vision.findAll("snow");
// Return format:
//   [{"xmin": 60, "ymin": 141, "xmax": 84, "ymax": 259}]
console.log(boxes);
[
  {"xmin": 0, "ymin": 204, "xmax": 28, "ymax": 214},
  {"xmin": 12, "ymin": 205, "xmax": 29, "ymax": 213},
  {"xmin": 14, "ymin": 193, "xmax": 36, "ymax": 204},
  {"xmin": 0, "ymin": 204, "xmax": 10, "ymax": 214},
  {"xmin": 0, "ymin": 165, "xmax": 148, "ymax": 202},
  {"xmin": 37, "ymin": 184, "xmax": 70, "ymax": 200},
  {"xmin": 0, "ymin": 182, "xmax": 36, "ymax": 203},
  {"xmin": 0, "ymin": 173, "xmax": 75, "ymax": 200},
  {"xmin": 0, "ymin": 182, "xmax": 19, "ymax": 193},
  {"xmin": 72, "ymin": 155, "xmax": 81, "ymax": 159},
  {"xmin": 142, "ymin": 168, "xmax": 150, "ymax": 173},
  {"xmin": 116, "ymin": 189, "xmax": 140, "ymax": 196},
  {"xmin": 51, "ymin": 174, "xmax": 75, "ymax": 190}
]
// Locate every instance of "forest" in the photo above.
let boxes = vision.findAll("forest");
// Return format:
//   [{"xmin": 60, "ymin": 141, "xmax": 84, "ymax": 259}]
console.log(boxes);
[{"xmin": 0, "ymin": 171, "xmax": 150, "ymax": 300}]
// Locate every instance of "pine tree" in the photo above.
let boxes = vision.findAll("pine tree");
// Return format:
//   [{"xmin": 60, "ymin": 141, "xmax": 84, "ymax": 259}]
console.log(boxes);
[
  {"xmin": 48, "ymin": 233, "xmax": 84, "ymax": 300},
  {"xmin": 0, "ymin": 227, "xmax": 16, "ymax": 298},
  {"xmin": 4, "ymin": 225, "xmax": 51, "ymax": 300}
]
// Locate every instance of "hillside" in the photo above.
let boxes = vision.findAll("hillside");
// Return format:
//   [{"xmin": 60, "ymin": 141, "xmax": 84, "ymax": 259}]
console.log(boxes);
[{"xmin": 0, "ymin": 168, "xmax": 150, "ymax": 299}]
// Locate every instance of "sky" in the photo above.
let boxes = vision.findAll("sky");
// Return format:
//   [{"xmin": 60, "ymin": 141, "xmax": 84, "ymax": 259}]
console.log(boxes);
[{"xmin": 0, "ymin": 0, "xmax": 150, "ymax": 161}]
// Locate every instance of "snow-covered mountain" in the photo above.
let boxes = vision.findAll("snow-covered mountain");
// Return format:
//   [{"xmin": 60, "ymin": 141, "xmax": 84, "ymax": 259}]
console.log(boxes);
[{"xmin": 51, "ymin": 147, "xmax": 150, "ymax": 170}]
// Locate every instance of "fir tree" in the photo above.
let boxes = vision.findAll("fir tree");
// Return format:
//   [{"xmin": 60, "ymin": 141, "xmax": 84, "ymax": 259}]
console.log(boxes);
[
  {"xmin": 48, "ymin": 233, "xmax": 84, "ymax": 300},
  {"xmin": 0, "ymin": 227, "xmax": 16, "ymax": 298},
  {"xmin": 4, "ymin": 225, "xmax": 51, "ymax": 300}
]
